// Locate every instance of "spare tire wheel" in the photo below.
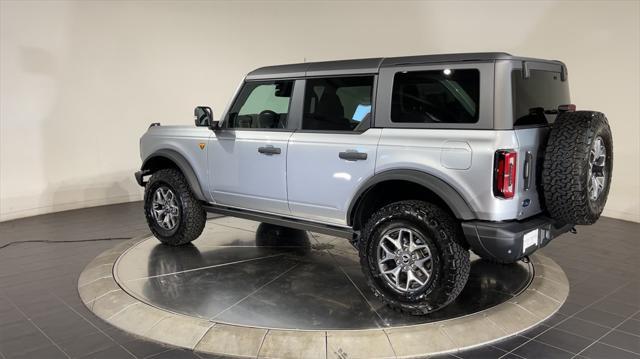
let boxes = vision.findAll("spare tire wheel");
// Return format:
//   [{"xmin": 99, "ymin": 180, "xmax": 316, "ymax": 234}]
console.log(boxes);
[{"xmin": 542, "ymin": 111, "xmax": 613, "ymax": 225}]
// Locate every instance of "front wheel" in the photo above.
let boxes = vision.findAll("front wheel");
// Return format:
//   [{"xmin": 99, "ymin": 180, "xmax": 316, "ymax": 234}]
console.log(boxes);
[
  {"xmin": 359, "ymin": 200, "xmax": 470, "ymax": 315},
  {"xmin": 144, "ymin": 168, "xmax": 206, "ymax": 246}
]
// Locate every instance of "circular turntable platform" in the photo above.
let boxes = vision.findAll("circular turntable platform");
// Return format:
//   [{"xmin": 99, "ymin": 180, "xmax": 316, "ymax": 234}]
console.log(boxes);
[{"xmin": 79, "ymin": 217, "xmax": 569, "ymax": 358}]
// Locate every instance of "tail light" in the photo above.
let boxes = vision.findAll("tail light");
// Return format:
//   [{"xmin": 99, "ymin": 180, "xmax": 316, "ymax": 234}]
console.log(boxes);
[{"xmin": 494, "ymin": 150, "xmax": 517, "ymax": 199}]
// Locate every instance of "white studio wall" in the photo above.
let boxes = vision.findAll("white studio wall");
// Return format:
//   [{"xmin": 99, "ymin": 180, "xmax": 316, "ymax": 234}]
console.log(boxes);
[{"xmin": 1, "ymin": 0, "xmax": 639, "ymax": 222}]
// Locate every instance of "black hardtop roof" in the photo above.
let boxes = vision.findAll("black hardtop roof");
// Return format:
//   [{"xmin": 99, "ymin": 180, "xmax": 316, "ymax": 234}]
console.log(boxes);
[{"xmin": 246, "ymin": 52, "xmax": 564, "ymax": 80}]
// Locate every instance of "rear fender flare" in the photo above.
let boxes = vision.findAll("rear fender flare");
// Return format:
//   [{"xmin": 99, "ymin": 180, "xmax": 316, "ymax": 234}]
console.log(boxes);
[{"xmin": 347, "ymin": 169, "xmax": 476, "ymax": 226}]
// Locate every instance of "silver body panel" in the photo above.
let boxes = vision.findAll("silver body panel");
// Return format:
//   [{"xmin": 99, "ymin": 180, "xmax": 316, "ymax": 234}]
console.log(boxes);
[
  {"xmin": 140, "ymin": 127, "xmax": 544, "ymax": 224},
  {"xmin": 375, "ymin": 128, "xmax": 541, "ymax": 221},
  {"xmin": 208, "ymin": 130, "xmax": 293, "ymax": 215},
  {"xmin": 140, "ymin": 126, "xmax": 212, "ymax": 200},
  {"xmin": 287, "ymin": 129, "xmax": 382, "ymax": 225}
]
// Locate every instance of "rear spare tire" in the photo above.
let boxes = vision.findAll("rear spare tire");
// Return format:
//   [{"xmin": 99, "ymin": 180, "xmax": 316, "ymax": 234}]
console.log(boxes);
[{"xmin": 542, "ymin": 111, "xmax": 613, "ymax": 225}]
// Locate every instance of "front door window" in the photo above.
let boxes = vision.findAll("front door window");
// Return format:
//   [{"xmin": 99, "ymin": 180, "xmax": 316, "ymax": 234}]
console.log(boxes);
[{"xmin": 227, "ymin": 81, "xmax": 294, "ymax": 129}]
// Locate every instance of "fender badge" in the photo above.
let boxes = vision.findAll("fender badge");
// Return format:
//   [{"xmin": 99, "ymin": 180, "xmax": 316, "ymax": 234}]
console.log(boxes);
[
  {"xmin": 198, "ymin": 143, "xmax": 206, "ymax": 150},
  {"xmin": 522, "ymin": 199, "xmax": 531, "ymax": 208}
]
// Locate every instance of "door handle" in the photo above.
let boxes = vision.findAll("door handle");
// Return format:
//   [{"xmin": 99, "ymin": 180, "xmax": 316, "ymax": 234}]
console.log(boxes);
[
  {"xmin": 339, "ymin": 151, "xmax": 367, "ymax": 161},
  {"xmin": 258, "ymin": 146, "xmax": 281, "ymax": 155}
]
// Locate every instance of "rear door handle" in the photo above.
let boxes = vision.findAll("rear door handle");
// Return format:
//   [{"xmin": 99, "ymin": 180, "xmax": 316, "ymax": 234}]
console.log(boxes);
[
  {"xmin": 339, "ymin": 151, "xmax": 367, "ymax": 161},
  {"xmin": 258, "ymin": 146, "xmax": 281, "ymax": 155}
]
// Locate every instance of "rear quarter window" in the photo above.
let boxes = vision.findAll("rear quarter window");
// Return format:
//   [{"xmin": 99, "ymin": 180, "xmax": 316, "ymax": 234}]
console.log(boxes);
[
  {"xmin": 512, "ymin": 69, "xmax": 570, "ymax": 126},
  {"xmin": 391, "ymin": 69, "xmax": 480, "ymax": 124}
]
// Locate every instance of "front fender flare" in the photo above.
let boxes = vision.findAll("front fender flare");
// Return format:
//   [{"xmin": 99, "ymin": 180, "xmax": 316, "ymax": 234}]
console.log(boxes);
[{"xmin": 140, "ymin": 149, "xmax": 207, "ymax": 201}]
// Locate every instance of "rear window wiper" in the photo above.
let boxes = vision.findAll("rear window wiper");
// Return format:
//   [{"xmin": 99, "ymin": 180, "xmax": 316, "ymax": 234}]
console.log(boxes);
[{"xmin": 528, "ymin": 107, "xmax": 558, "ymax": 116}]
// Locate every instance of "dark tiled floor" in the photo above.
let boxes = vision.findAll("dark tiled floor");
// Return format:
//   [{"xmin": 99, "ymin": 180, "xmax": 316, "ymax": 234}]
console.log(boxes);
[{"xmin": 0, "ymin": 202, "xmax": 639, "ymax": 359}]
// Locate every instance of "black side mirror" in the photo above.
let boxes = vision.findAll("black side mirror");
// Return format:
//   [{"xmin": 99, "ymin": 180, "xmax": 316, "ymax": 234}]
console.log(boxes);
[{"xmin": 194, "ymin": 106, "xmax": 218, "ymax": 128}]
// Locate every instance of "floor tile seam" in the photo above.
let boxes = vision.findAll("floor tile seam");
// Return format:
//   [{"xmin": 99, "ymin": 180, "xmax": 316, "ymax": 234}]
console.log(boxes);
[
  {"xmin": 334, "ymin": 256, "xmax": 388, "ymax": 328},
  {"xmin": 582, "ymin": 299, "xmax": 640, "ymax": 320},
  {"xmin": 308, "ymin": 231, "xmax": 389, "ymax": 328},
  {"xmin": 488, "ymin": 345, "xmax": 511, "ymax": 355},
  {"xmin": 484, "ymin": 313, "xmax": 510, "ymax": 336},
  {"xmin": 436, "ymin": 323, "xmax": 458, "ymax": 348},
  {"xmin": 142, "ymin": 315, "xmax": 173, "ymax": 337},
  {"xmin": 324, "ymin": 330, "xmax": 328, "ymax": 359},
  {"xmin": 567, "ymin": 316, "xmax": 640, "ymax": 338},
  {"xmin": 86, "ymin": 289, "xmax": 121, "ymax": 305},
  {"xmin": 0, "ymin": 258, "xmax": 100, "ymax": 277},
  {"xmin": 575, "ymin": 304, "xmax": 638, "ymax": 321},
  {"xmin": 572, "ymin": 309, "xmax": 640, "ymax": 358},
  {"xmin": 78, "ymin": 274, "xmax": 114, "ymax": 288},
  {"xmin": 52, "ymin": 293, "xmax": 138, "ymax": 359},
  {"xmin": 508, "ymin": 352, "xmax": 527, "ymax": 359},
  {"xmin": 208, "ymin": 262, "xmax": 299, "ymax": 321},
  {"xmin": 255, "ymin": 328, "xmax": 270, "ymax": 359},
  {"xmin": 193, "ymin": 322, "xmax": 217, "ymax": 351},
  {"xmin": 381, "ymin": 328, "xmax": 398, "ymax": 359},
  {"xmin": 142, "ymin": 348, "xmax": 175, "ymax": 359},
  {"xmin": 106, "ymin": 302, "xmax": 141, "ymax": 321},
  {"xmin": 509, "ymin": 301, "xmax": 541, "ymax": 319},
  {"xmin": 3, "ymin": 293, "xmax": 72, "ymax": 359},
  {"xmin": 499, "ymin": 280, "xmax": 633, "ymax": 358},
  {"xmin": 530, "ymin": 288, "xmax": 563, "ymax": 304},
  {"xmin": 537, "ymin": 275, "xmax": 567, "ymax": 286},
  {"xmin": 595, "ymin": 340, "xmax": 640, "ymax": 356},
  {"xmin": 522, "ymin": 338, "xmax": 580, "ymax": 355},
  {"xmin": 531, "ymin": 329, "xmax": 598, "ymax": 354},
  {"xmin": 122, "ymin": 253, "xmax": 286, "ymax": 282},
  {"xmin": 549, "ymin": 322, "xmax": 622, "ymax": 342}
]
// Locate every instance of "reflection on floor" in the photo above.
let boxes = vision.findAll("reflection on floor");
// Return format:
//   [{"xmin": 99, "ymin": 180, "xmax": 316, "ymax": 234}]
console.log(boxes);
[
  {"xmin": 0, "ymin": 201, "xmax": 639, "ymax": 358},
  {"xmin": 115, "ymin": 219, "xmax": 532, "ymax": 330}
]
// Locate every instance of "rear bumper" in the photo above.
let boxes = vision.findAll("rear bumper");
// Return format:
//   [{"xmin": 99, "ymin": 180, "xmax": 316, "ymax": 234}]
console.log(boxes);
[{"xmin": 461, "ymin": 215, "xmax": 573, "ymax": 263}]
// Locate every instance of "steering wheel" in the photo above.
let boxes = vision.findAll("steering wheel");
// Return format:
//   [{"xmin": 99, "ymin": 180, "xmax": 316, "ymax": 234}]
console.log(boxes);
[{"xmin": 258, "ymin": 110, "xmax": 282, "ymax": 128}]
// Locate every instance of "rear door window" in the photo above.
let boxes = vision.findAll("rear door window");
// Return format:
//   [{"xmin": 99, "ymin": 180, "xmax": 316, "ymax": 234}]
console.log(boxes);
[
  {"xmin": 512, "ymin": 69, "xmax": 570, "ymax": 126},
  {"xmin": 391, "ymin": 69, "xmax": 480, "ymax": 124},
  {"xmin": 302, "ymin": 76, "xmax": 374, "ymax": 132}
]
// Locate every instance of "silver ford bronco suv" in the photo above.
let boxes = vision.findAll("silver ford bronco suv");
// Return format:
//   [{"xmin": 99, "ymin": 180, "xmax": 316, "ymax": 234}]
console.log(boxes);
[{"xmin": 135, "ymin": 53, "xmax": 612, "ymax": 314}]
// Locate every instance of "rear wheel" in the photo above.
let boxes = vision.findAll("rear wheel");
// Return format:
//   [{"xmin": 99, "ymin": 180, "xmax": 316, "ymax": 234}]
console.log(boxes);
[
  {"xmin": 359, "ymin": 200, "xmax": 470, "ymax": 315},
  {"xmin": 144, "ymin": 168, "xmax": 206, "ymax": 246}
]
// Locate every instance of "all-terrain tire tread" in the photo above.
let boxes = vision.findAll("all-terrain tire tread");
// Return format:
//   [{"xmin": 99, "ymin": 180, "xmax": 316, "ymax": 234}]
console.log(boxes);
[
  {"xmin": 144, "ymin": 168, "xmax": 206, "ymax": 246},
  {"xmin": 359, "ymin": 200, "xmax": 470, "ymax": 315},
  {"xmin": 542, "ymin": 111, "xmax": 612, "ymax": 225}
]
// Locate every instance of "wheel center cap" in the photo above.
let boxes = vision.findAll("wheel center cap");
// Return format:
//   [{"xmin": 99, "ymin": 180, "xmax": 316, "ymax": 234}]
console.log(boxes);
[{"xmin": 395, "ymin": 251, "xmax": 414, "ymax": 268}]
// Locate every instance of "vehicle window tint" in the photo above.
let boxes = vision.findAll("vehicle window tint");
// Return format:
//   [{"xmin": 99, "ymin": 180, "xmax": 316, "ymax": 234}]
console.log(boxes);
[
  {"xmin": 227, "ymin": 80, "xmax": 293, "ymax": 129},
  {"xmin": 303, "ymin": 76, "xmax": 374, "ymax": 132},
  {"xmin": 391, "ymin": 69, "xmax": 479, "ymax": 124},
  {"xmin": 512, "ymin": 69, "xmax": 570, "ymax": 126}
]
